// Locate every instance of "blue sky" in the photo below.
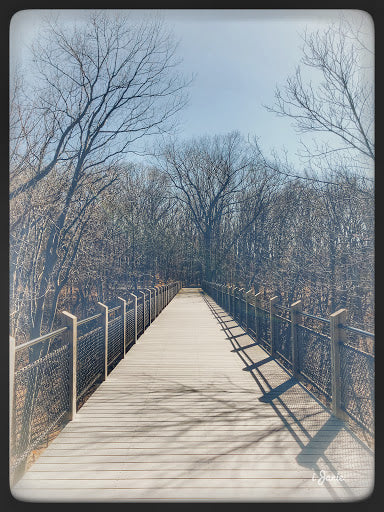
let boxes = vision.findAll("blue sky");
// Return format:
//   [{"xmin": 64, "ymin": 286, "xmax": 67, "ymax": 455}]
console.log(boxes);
[{"xmin": 10, "ymin": 9, "xmax": 374, "ymax": 170}]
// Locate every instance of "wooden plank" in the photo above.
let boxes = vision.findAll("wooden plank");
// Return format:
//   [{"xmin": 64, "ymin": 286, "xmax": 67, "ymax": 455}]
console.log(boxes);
[
  {"xmin": 26, "ymin": 462, "xmax": 373, "ymax": 473},
  {"xmin": 15, "ymin": 478, "xmax": 371, "ymax": 489},
  {"xmin": 22, "ymin": 470, "xmax": 372, "ymax": 483},
  {"xmin": 11, "ymin": 486, "xmax": 370, "ymax": 502},
  {"xmin": 13, "ymin": 288, "xmax": 374, "ymax": 502}
]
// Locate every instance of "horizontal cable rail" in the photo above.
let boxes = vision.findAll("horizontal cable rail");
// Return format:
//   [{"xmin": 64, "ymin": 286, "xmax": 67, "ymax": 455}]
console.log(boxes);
[
  {"xmin": 77, "ymin": 312, "xmax": 102, "ymax": 327},
  {"xmin": 10, "ymin": 281, "xmax": 182, "ymax": 486},
  {"xmin": 300, "ymin": 311, "xmax": 330, "ymax": 324},
  {"xmin": 15, "ymin": 326, "xmax": 69, "ymax": 352},
  {"xmin": 274, "ymin": 304, "xmax": 291, "ymax": 313},
  {"xmin": 108, "ymin": 305, "xmax": 121, "ymax": 314},
  {"xmin": 202, "ymin": 280, "xmax": 374, "ymax": 439},
  {"xmin": 339, "ymin": 324, "xmax": 375, "ymax": 338}
]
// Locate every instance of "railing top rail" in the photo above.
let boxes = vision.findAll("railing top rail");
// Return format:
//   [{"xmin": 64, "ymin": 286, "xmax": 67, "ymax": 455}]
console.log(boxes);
[
  {"xmin": 108, "ymin": 305, "xmax": 121, "ymax": 314},
  {"xmin": 77, "ymin": 312, "xmax": 102, "ymax": 326},
  {"xmin": 15, "ymin": 326, "xmax": 69, "ymax": 352},
  {"xmin": 205, "ymin": 281, "xmax": 373, "ymax": 336},
  {"xmin": 274, "ymin": 304, "xmax": 291, "ymax": 312},
  {"xmin": 299, "ymin": 310, "xmax": 330, "ymax": 324},
  {"xmin": 339, "ymin": 324, "xmax": 375, "ymax": 338}
]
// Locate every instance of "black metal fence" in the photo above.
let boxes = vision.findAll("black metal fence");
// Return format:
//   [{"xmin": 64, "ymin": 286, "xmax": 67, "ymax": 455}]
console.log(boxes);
[
  {"xmin": 10, "ymin": 281, "xmax": 182, "ymax": 485},
  {"xmin": 202, "ymin": 281, "xmax": 374, "ymax": 438}
]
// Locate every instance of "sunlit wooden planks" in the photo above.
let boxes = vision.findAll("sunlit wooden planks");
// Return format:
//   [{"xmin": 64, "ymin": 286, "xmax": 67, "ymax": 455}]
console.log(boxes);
[{"xmin": 12, "ymin": 288, "xmax": 374, "ymax": 502}]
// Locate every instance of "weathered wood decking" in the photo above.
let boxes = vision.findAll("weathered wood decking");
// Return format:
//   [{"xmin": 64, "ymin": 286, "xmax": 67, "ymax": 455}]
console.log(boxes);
[{"xmin": 12, "ymin": 288, "xmax": 374, "ymax": 502}]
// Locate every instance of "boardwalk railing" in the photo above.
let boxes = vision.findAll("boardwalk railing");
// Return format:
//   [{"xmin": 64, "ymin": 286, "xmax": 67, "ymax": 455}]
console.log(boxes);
[
  {"xmin": 10, "ymin": 281, "xmax": 182, "ymax": 485},
  {"xmin": 202, "ymin": 281, "xmax": 374, "ymax": 438}
]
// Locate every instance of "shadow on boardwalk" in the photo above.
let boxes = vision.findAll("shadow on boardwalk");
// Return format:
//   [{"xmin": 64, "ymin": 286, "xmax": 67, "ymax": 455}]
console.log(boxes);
[
  {"xmin": 199, "ymin": 292, "xmax": 373, "ymax": 498},
  {"xmin": 13, "ymin": 288, "xmax": 374, "ymax": 502}
]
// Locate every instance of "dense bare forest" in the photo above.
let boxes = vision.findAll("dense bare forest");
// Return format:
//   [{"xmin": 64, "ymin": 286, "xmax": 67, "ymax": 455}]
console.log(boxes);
[{"xmin": 10, "ymin": 12, "xmax": 374, "ymax": 343}]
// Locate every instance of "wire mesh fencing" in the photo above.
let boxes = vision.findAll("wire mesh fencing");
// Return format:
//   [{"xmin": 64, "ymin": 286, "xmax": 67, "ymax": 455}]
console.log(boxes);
[
  {"xmin": 202, "ymin": 281, "xmax": 374, "ymax": 439},
  {"xmin": 11, "ymin": 330, "xmax": 70, "ymax": 482},
  {"xmin": 77, "ymin": 314, "xmax": 104, "ymax": 404},
  {"xmin": 297, "ymin": 319, "xmax": 332, "ymax": 398},
  {"xmin": 151, "ymin": 293, "xmax": 155, "ymax": 321},
  {"xmin": 126, "ymin": 303, "xmax": 136, "ymax": 350},
  {"xmin": 257, "ymin": 304, "xmax": 271, "ymax": 351},
  {"xmin": 137, "ymin": 298, "xmax": 144, "ymax": 336},
  {"xmin": 144, "ymin": 295, "xmax": 150, "ymax": 328},
  {"xmin": 339, "ymin": 328, "xmax": 374, "ymax": 434},
  {"xmin": 10, "ymin": 281, "xmax": 182, "ymax": 485},
  {"xmin": 237, "ymin": 293, "xmax": 247, "ymax": 328},
  {"xmin": 107, "ymin": 306, "xmax": 124, "ymax": 371},
  {"xmin": 274, "ymin": 305, "xmax": 292, "ymax": 368}
]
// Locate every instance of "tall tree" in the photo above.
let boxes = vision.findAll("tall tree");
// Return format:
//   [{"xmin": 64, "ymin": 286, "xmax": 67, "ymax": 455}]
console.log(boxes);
[
  {"xmin": 10, "ymin": 11, "xmax": 189, "ymax": 338},
  {"xmin": 266, "ymin": 15, "xmax": 374, "ymax": 167},
  {"xmin": 157, "ymin": 132, "xmax": 275, "ymax": 281}
]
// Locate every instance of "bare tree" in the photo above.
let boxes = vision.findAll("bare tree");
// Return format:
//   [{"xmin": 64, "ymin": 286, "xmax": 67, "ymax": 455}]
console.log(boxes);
[
  {"xmin": 265, "ymin": 15, "xmax": 374, "ymax": 164},
  {"xmin": 10, "ymin": 10, "xmax": 189, "ymax": 200},
  {"xmin": 157, "ymin": 132, "xmax": 275, "ymax": 281},
  {"xmin": 10, "ymin": 11, "xmax": 189, "ymax": 338}
]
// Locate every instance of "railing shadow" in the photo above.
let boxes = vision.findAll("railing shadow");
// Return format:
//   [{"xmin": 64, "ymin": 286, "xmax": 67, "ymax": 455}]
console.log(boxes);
[
  {"xmin": 24, "ymin": 288, "xmax": 373, "ymax": 500},
  {"xmin": 242, "ymin": 355, "xmax": 273, "ymax": 370},
  {"xmin": 200, "ymin": 291, "xmax": 373, "ymax": 499},
  {"xmin": 258, "ymin": 376, "xmax": 297, "ymax": 402}
]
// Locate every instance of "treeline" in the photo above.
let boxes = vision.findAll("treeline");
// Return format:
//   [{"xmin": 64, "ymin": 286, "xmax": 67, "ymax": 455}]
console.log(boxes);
[
  {"xmin": 9, "ymin": 12, "xmax": 374, "ymax": 342},
  {"xmin": 10, "ymin": 132, "xmax": 374, "ymax": 341}
]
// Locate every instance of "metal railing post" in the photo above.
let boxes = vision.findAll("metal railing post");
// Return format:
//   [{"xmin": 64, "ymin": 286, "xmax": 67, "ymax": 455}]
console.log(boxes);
[
  {"xmin": 254, "ymin": 292, "xmax": 262, "ymax": 342},
  {"xmin": 97, "ymin": 302, "xmax": 109, "ymax": 380},
  {"xmin": 330, "ymin": 308, "xmax": 347, "ymax": 420},
  {"xmin": 130, "ymin": 293, "xmax": 138, "ymax": 343},
  {"xmin": 269, "ymin": 296, "xmax": 278, "ymax": 356},
  {"xmin": 62, "ymin": 311, "xmax": 78, "ymax": 420},
  {"xmin": 290, "ymin": 300, "xmax": 302, "ymax": 377},
  {"xmin": 117, "ymin": 297, "xmax": 127, "ymax": 357}
]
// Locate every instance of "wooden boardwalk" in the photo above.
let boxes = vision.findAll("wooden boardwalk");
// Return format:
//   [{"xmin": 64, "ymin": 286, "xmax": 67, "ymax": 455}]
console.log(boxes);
[{"xmin": 12, "ymin": 288, "xmax": 374, "ymax": 502}]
